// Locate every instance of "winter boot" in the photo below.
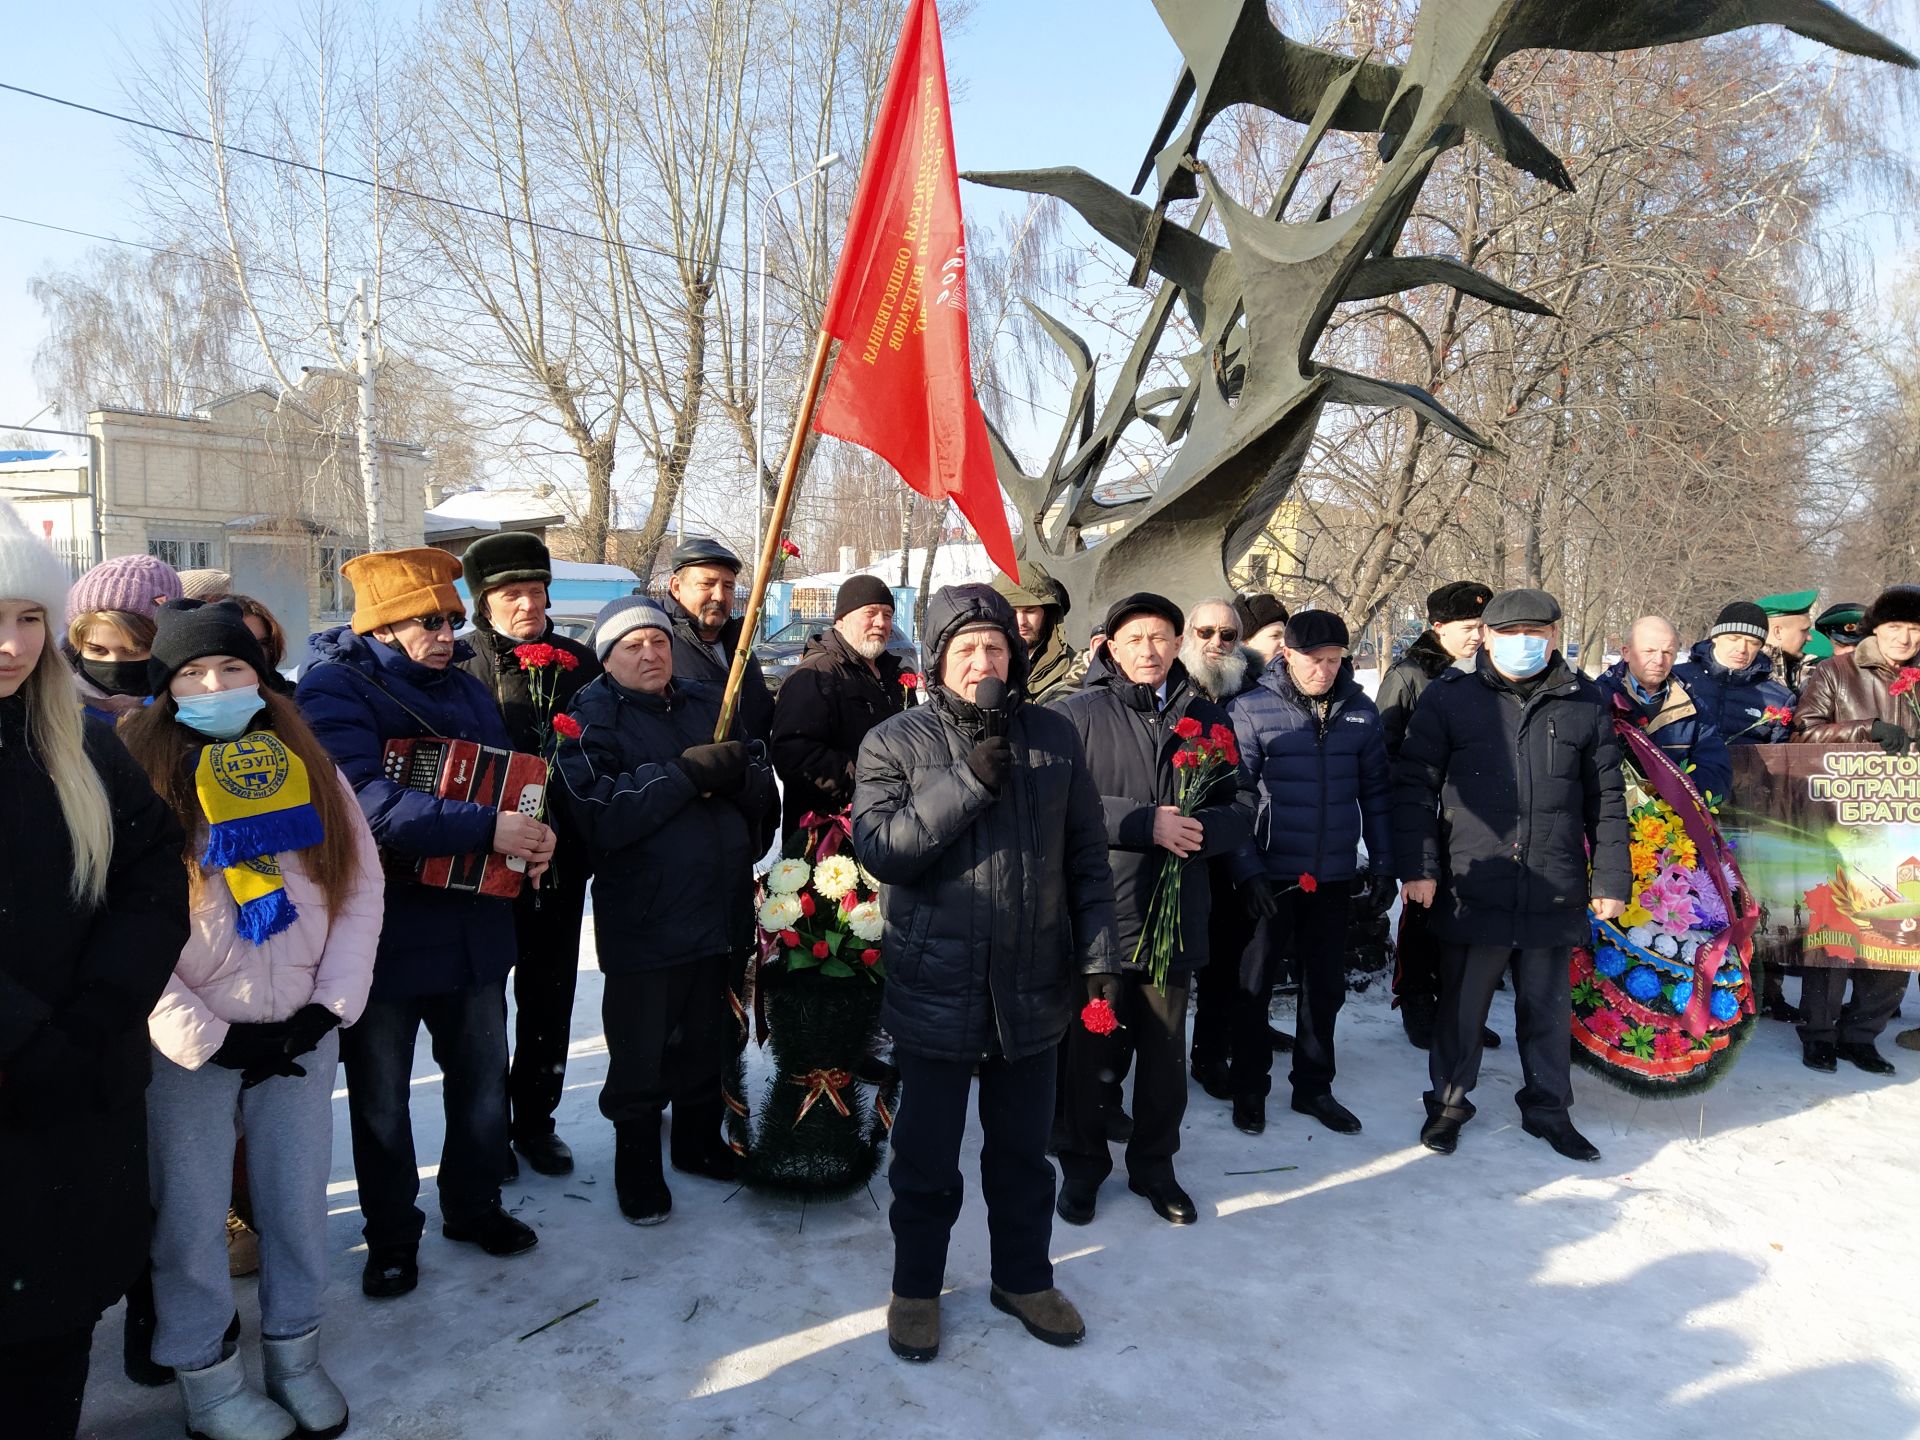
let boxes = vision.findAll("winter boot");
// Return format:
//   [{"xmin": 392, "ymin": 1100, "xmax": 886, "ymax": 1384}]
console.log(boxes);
[
  {"xmin": 1055, "ymin": 1178, "xmax": 1098, "ymax": 1226},
  {"xmin": 669, "ymin": 1108, "xmax": 739, "ymax": 1184},
  {"xmin": 262, "ymin": 1329, "xmax": 349, "ymax": 1439},
  {"xmin": 1231, "ymin": 1093, "xmax": 1266, "ymax": 1135},
  {"xmin": 616, "ymin": 1123, "xmax": 672, "ymax": 1225},
  {"xmin": 1420, "ymin": 1088, "xmax": 1475, "ymax": 1154},
  {"xmin": 176, "ymin": 1349, "xmax": 296, "ymax": 1440},
  {"xmin": 989, "ymin": 1286, "xmax": 1086, "ymax": 1347},
  {"xmin": 887, "ymin": 1293, "xmax": 941, "ymax": 1362},
  {"xmin": 227, "ymin": 1211, "xmax": 261, "ymax": 1278}
]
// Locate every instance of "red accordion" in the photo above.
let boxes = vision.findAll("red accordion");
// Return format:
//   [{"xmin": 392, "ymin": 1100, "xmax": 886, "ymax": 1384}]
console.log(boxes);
[{"xmin": 380, "ymin": 738, "xmax": 547, "ymax": 898}]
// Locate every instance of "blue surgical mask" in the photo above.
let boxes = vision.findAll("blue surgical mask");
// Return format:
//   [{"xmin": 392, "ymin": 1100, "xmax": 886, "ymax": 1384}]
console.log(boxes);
[
  {"xmin": 175, "ymin": 685, "xmax": 266, "ymax": 740},
  {"xmin": 1489, "ymin": 633, "xmax": 1550, "ymax": 679}
]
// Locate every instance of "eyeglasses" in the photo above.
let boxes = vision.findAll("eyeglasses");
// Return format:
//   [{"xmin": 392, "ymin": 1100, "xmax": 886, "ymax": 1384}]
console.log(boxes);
[
  {"xmin": 407, "ymin": 613, "xmax": 465, "ymax": 634},
  {"xmin": 1192, "ymin": 626, "xmax": 1239, "ymax": 642}
]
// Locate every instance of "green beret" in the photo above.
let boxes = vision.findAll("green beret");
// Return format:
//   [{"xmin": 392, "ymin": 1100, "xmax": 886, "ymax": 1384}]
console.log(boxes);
[{"xmin": 1755, "ymin": 589, "xmax": 1818, "ymax": 618}]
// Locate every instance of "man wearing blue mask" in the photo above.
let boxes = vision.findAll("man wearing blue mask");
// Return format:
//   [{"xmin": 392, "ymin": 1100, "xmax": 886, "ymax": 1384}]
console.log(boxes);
[{"xmin": 1392, "ymin": 588, "xmax": 1630, "ymax": 1163}]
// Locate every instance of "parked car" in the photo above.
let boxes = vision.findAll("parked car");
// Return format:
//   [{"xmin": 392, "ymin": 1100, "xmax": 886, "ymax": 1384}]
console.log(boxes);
[{"xmin": 759, "ymin": 616, "xmax": 920, "ymax": 695}]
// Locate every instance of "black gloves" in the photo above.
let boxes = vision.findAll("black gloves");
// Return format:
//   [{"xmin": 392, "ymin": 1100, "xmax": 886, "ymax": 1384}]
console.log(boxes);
[
  {"xmin": 678, "ymin": 740, "xmax": 749, "ymax": 795},
  {"xmin": 282, "ymin": 1004, "xmax": 341, "ymax": 1060},
  {"xmin": 1239, "ymin": 874, "xmax": 1279, "ymax": 920},
  {"xmin": 1085, "ymin": 972, "xmax": 1125, "ymax": 1009},
  {"xmin": 1363, "ymin": 870, "xmax": 1399, "ymax": 916},
  {"xmin": 966, "ymin": 736, "xmax": 1014, "ymax": 793},
  {"xmin": 209, "ymin": 1021, "xmax": 304, "ymax": 1089},
  {"xmin": 1870, "ymin": 720, "xmax": 1911, "ymax": 756}
]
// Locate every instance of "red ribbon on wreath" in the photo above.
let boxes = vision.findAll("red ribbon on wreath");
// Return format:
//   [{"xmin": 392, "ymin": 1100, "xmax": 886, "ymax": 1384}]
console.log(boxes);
[{"xmin": 790, "ymin": 1068, "xmax": 855, "ymax": 1126}]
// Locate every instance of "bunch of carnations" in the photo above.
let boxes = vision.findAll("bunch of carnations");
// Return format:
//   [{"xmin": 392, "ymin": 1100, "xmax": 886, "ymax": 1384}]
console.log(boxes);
[
  {"xmin": 1131, "ymin": 718, "xmax": 1240, "ymax": 991},
  {"xmin": 756, "ymin": 854, "xmax": 887, "ymax": 982}
]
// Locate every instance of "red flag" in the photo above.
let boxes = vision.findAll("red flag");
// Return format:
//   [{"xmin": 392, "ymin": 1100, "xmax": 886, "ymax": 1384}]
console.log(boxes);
[{"xmin": 812, "ymin": 0, "xmax": 1019, "ymax": 582}]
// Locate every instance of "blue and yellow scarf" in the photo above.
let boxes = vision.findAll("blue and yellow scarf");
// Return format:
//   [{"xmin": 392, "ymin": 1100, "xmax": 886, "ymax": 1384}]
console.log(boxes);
[{"xmin": 194, "ymin": 731, "xmax": 324, "ymax": 943}]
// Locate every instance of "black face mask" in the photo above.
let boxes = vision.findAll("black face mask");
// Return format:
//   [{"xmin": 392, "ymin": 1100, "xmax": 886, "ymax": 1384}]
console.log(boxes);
[{"xmin": 82, "ymin": 657, "xmax": 152, "ymax": 697}]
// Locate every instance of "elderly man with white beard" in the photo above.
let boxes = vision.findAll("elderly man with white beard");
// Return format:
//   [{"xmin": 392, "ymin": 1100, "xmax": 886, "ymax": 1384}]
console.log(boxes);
[{"xmin": 1182, "ymin": 598, "xmax": 1279, "ymax": 1098}]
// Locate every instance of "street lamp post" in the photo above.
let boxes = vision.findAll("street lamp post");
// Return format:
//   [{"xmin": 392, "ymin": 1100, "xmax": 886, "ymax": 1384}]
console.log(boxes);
[{"xmin": 754, "ymin": 152, "xmax": 842, "ymax": 557}]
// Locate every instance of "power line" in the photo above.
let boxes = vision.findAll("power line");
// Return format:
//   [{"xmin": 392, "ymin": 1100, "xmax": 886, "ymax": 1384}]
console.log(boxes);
[{"xmin": 0, "ymin": 80, "xmax": 772, "ymax": 282}]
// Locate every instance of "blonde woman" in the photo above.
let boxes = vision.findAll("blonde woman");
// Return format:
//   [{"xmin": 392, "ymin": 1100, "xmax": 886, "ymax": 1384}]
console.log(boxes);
[{"xmin": 0, "ymin": 501, "xmax": 189, "ymax": 1439}]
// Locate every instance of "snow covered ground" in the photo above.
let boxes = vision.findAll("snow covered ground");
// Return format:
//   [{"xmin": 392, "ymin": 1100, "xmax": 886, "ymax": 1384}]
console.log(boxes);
[{"xmin": 81, "ymin": 944, "xmax": 1920, "ymax": 1440}]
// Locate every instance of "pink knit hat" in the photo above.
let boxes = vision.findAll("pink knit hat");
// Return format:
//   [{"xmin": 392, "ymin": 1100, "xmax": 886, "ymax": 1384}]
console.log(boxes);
[{"xmin": 66, "ymin": 553, "xmax": 184, "ymax": 624}]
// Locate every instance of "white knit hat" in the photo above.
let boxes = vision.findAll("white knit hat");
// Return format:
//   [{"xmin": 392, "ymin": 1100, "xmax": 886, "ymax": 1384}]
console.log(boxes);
[{"xmin": 0, "ymin": 500, "xmax": 70, "ymax": 617}]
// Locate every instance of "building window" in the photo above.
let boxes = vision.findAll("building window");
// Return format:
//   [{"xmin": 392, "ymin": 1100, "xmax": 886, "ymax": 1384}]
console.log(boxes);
[
  {"xmin": 149, "ymin": 536, "xmax": 216, "ymax": 571},
  {"xmin": 318, "ymin": 545, "xmax": 364, "ymax": 615}
]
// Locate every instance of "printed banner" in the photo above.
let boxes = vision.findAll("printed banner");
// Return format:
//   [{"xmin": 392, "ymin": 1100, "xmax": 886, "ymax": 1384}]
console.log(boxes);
[{"xmin": 1722, "ymin": 744, "xmax": 1920, "ymax": 972}]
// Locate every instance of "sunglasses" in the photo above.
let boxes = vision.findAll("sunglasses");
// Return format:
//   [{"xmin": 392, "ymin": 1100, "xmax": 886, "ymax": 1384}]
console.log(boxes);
[
  {"xmin": 1192, "ymin": 626, "xmax": 1240, "ymax": 642},
  {"xmin": 407, "ymin": 613, "xmax": 465, "ymax": 634}
]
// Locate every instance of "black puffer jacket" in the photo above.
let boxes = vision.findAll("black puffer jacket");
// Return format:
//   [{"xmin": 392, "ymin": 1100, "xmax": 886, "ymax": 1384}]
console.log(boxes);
[
  {"xmin": 665, "ymin": 594, "xmax": 775, "ymax": 744},
  {"xmin": 0, "ymin": 698, "xmax": 189, "ymax": 1346},
  {"xmin": 769, "ymin": 627, "xmax": 904, "ymax": 837},
  {"xmin": 1392, "ymin": 653, "xmax": 1630, "ymax": 948},
  {"xmin": 1053, "ymin": 652, "xmax": 1253, "ymax": 969},
  {"xmin": 852, "ymin": 585, "xmax": 1119, "ymax": 1063},
  {"xmin": 1376, "ymin": 631, "xmax": 1460, "ymax": 757},
  {"xmin": 556, "ymin": 676, "xmax": 776, "ymax": 970}
]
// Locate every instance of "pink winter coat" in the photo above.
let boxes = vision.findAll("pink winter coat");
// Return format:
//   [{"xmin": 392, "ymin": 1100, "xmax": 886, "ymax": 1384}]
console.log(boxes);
[{"xmin": 148, "ymin": 768, "xmax": 385, "ymax": 1070}]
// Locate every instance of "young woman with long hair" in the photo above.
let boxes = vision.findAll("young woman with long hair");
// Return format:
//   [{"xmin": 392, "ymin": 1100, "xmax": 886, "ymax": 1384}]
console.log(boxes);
[
  {"xmin": 0, "ymin": 502, "xmax": 189, "ymax": 1440},
  {"xmin": 63, "ymin": 551, "xmax": 182, "ymax": 721},
  {"xmin": 120, "ymin": 601, "xmax": 383, "ymax": 1440}
]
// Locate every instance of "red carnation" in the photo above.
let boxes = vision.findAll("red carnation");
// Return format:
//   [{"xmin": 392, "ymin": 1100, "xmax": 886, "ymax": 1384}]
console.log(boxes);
[
  {"xmin": 900, "ymin": 672, "xmax": 921, "ymax": 690},
  {"xmin": 861, "ymin": 948, "xmax": 881, "ymax": 966},
  {"xmin": 812, "ymin": 940, "xmax": 831, "ymax": 959},
  {"xmin": 1171, "ymin": 750, "xmax": 1195, "ymax": 770},
  {"xmin": 780, "ymin": 537, "xmax": 802, "ymax": 560},
  {"xmin": 551, "ymin": 713, "xmax": 583, "ymax": 739},
  {"xmin": 1173, "ymin": 716, "xmax": 1203, "ymax": 740},
  {"xmin": 555, "ymin": 650, "xmax": 580, "ymax": 672},
  {"xmin": 515, "ymin": 642, "xmax": 557, "ymax": 669},
  {"xmin": 1208, "ymin": 723, "xmax": 1234, "ymax": 748},
  {"xmin": 779, "ymin": 929, "xmax": 801, "ymax": 948},
  {"xmin": 1080, "ymin": 998, "xmax": 1120, "ymax": 1036},
  {"xmin": 1298, "ymin": 872, "xmax": 1318, "ymax": 894},
  {"xmin": 800, "ymin": 892, "xmax": 816, "ymax": 917}
]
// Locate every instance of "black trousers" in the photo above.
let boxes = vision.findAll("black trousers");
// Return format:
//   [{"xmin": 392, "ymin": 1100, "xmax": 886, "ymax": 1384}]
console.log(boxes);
[
  {"xmin": 1393, "ymin": 897, "xmax": 1443, "ymax": 1021},
  {"xmin": 0, "ymin": 1323, "xmax": 95, "ymax": 1440},
  {"xmin": 1192, "ymin": 868, "xmax": 1255, "ymax": 1068},
  {"xmin": 1431, "ymin": 943, "xmax": 1573, "ymax": 1124},
  {"xmin": 508, "ymin": 865, "xmax": 589, "ymax": 1140},
  {"xmin": 599, "ymin": 958, "xmax": 728, "ymax": 1153},
  {"xmin": 1800, "ymin": 966, "xmax": 1909, "ymax": 1045},
  {"xmin": 889, "ymin": 1046, "xmax": 1056, "ymax": 1300},
  {"xmin": 342, "ymin": 981, "xmax": 509, "ymax": 1249},
  {"xmin": 1232, "ymin": 879, "xmax": 1352, "ymax": 1099},
  {"xmin": 1060, "ymin": 973, "xmax": 1190, "ymax": 1187}
]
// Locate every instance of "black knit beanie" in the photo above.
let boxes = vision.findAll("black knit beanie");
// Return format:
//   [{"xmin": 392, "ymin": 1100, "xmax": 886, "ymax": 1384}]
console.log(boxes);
[
  {"xmin": 1709, "ymin": 601, "xmax": 1770, "ymax": 642},
  {"xmin": 148, "ymin": 600, "xmax": 272, "ymax": 691},
  {"xmin": 835, "ymin": 574, "xmax": 896, "ymax": 621}
]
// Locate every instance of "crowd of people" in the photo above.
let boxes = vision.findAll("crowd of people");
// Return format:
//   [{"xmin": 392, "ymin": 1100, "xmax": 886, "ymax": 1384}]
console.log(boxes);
[{"xmin": 3, "ymin": 491, "xmax": 1915, "ymax": 1430}]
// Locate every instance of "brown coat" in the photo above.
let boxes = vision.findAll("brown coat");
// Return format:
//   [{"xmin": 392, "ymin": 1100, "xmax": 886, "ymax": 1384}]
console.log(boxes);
[{"xmin": 1792, "ymin": 636, "xmax": 1917, "ymax": 743}]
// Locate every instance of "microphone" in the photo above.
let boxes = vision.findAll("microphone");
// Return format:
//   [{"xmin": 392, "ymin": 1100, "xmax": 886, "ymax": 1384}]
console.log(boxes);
[{"xmin": 975, "ymin": 675, "xmax": 1009, "ymax": 740}]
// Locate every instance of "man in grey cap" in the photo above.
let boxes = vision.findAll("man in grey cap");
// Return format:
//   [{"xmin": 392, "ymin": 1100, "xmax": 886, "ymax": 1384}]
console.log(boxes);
[
  {"xmin": 554, "ymin": 594, "xmax": 776, "ymax": 1224},
  {"xmin": 1393, "ymin": 587, "xmax": 1629, "ymax": 1163},
  {"xmin": 663, "ymin": 536, "xmax": 774, "ymax": 742}
]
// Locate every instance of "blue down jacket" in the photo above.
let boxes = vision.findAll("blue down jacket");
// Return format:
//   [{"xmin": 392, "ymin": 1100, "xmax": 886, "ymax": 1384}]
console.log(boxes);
[
  {"xmin": 1596, "ymin": 662, "xmax": 1733, "ymax": 803},
  {"xmin": 296, "ymin": 627, "xmax": 514, "ymax": 999},
  {"xmin": 1672, "ymin": 641, "xmax": 1793, "ymax": 746},
  {"xmin": 1228, "ymin": 663, "xmax": 1393, "ymax": 886}
]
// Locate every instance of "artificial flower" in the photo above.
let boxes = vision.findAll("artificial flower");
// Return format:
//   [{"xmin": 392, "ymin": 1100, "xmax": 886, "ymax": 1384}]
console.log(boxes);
[
  {"xmin": 778, "ymin": 928, "xmax": 801, "ymax": 948},
  {"xmin": 767, "ymin": 858, "xmax": 812, "ymax": 894},
  {"xmin": 813, "ymin": 854, "xmax": 860, "ymax": 901},
  {"xmin": 860, "ymin": 948, "xmax": 881, "ymax": 966},
  {"xmin": 812, "ymin": 940, "xmax": 831, "ymax": 959},
  {"xmin": 1583, "ymin": 1008, "xmax": 1629, "ymax": 1043},
  {"xmin": 757, "ymin": 893, "xmax": 804, "ymax": 932},
  {"xmin": 847, "ymin": 900, "xmax": 885, "ymax": 944}
]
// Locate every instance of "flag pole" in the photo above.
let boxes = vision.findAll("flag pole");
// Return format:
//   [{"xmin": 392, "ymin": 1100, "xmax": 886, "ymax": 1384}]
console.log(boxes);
[{"xmin": 714, "ymin": 327, "xmax": 835, "ymax": 742}]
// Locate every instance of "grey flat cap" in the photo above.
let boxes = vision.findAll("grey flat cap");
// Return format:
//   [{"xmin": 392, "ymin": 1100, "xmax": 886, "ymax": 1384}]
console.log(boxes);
[{"xmin": 1482, "ymin": 587, "xmax": 1562, "ymax": 629}]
